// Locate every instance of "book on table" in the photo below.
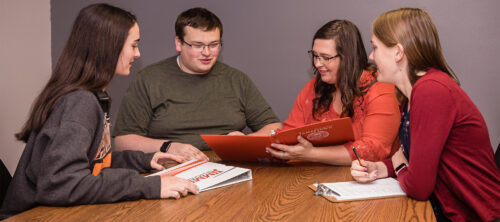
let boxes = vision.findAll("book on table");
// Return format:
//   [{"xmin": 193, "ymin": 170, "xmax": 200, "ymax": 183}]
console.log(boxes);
[
  {"xmin": 147, "ymin": 160, "xmax": 252, "ymax": 193},
  {"xmin": 309, "ymin": 178, "xmax": 407, "ymax": 202},
  {"xmin": 201, "ymin": 117, "xmax": 354, "ymax": 162}
]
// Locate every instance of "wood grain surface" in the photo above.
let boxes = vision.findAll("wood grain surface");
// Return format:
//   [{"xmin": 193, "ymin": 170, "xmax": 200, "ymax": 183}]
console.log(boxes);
[{"xmin": 5, "ymin": 152, "xmax": 435, "ymax": 222}]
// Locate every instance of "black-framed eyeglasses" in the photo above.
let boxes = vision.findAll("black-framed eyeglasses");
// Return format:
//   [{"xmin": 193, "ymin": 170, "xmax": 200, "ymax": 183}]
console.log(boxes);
[
  {"xmin": 181, "ymin": 39, "xmax": 223, "ymax": 52},
  {"xmin": 308, "ymin": 50, "xmax": 340, "ymax": 64}
]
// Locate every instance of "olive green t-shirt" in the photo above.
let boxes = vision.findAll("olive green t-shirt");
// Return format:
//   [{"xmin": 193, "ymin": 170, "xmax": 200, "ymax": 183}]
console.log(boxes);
[{"xmin": 112, "ymin": 56, "xmax": 280, "ymax": 150}]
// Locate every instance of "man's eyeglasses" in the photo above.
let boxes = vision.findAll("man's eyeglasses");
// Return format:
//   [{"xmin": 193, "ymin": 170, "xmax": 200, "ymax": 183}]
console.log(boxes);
[
  {"xmin": 182, "ymin": 39, "xmax": 222, "ymax": 52},
  {"xmin": 308, "ymin": 50, "xmax": 340, "ymax": 64}
]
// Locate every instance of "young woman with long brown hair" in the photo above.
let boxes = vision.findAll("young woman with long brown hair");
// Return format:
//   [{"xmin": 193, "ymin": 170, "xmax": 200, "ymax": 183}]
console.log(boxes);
[
  {"xmin": 351, "ymin": 8, "xmax": 500, "ymax": 221},
  {"xmin": 267, "ymin": 20, "xmax": 400, "ymax": 165},
  {"xmin": 0, "ymin": 3, "xmax": 196, "ymax": 219}
]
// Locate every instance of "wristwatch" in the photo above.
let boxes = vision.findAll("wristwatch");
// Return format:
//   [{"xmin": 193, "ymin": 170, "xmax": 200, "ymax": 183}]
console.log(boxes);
[
  {"xmin": 160, "ymin": 141, "xmax": 173, "ymax": 153},
  {"xmin": 395, "ymin": 163, "xmax": 408, "ymax": 176}
]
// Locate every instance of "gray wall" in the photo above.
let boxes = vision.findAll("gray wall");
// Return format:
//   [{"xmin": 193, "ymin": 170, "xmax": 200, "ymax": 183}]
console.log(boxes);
[
  {"xmin": 0, "ymin": 0, "xmax": 51, "ymax": 174},
  {"xmin": 51, "ymin": 0, "xmax": 500, "ymax": 150}
]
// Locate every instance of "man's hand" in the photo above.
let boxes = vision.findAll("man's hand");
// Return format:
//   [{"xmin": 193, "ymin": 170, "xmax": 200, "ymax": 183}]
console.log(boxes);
[
  {"xmin": 168, "ymin": 142, "xmax": 209, "ymax": 161},
  {"xmin": 227, "ymin": 131, "xmax": 245, "ymax": 135}
]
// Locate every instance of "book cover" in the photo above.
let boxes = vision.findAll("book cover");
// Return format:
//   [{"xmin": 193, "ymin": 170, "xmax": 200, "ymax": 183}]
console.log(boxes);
[
  {"xmin": 147, "ymin": 160, "xmax": 252, "ymax": 193},
  {"xmin": 201, "ymin": 117, "xmax": 354, "ymax": 162},
  {"xmin": 271, "ymin": 117, "xmax": 354, "ymax": 145}
]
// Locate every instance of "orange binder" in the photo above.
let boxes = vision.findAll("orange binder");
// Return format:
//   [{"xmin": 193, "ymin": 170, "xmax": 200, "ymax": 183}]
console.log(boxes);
[{"xmin": 201, "ymin": 117, "xmax": 354, "ymax": 162}]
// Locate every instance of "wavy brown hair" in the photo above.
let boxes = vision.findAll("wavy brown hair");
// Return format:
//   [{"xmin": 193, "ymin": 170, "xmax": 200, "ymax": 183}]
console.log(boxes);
[
  {"xmin": 16, "ymin": 3, "xmax": 136, "ymax": 142},
  {"xmin": 312, "ymin": 20, "xmax": 375, "ymax": 120},
  {"xmin": 372, "ymin": 8, "xmax": 458, "ymax": 86}
]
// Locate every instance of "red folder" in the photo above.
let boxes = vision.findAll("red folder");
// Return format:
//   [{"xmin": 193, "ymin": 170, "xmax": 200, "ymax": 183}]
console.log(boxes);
[{"xmin": 201, "ymin": 117, "xmax": 354, "ymax": 162}]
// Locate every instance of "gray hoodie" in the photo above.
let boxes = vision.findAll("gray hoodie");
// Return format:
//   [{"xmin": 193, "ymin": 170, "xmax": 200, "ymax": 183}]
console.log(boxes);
[{"xmin": 0, "ymin": 90, "xmax": 160, "ymax": 219}]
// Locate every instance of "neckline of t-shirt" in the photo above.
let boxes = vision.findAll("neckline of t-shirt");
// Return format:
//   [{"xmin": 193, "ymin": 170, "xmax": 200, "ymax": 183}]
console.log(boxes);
[{"xmin": 175, "ymin": 56, "xmax": 217, "ymax": 78}]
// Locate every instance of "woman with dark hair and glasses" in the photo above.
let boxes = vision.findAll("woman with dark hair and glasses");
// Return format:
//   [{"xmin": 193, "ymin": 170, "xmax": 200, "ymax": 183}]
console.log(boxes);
[
  {"xmin": 0, "ymin": 3, "xmax": 196, "ymax": 219},
  {"xmin": 351, "ymin": 8, "xmax": 500, "ymax": 221},
  {"xmin": 266, "ymin": 20, "xmax": 400, "ymax": 165}
]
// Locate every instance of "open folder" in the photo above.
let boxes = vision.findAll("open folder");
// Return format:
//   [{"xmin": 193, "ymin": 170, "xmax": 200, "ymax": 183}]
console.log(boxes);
[{"xmin": 201, "ymin": 117, "xmax": 354, "ymax": 162}]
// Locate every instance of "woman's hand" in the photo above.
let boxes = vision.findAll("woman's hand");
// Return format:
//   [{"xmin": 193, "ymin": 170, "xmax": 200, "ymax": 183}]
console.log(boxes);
[
  {"xmin": 266, "ymin": 136, "xmax": 314, "ymax": 161},
  {"xmin": 151, "ymin": 152, "xmax": 198, "ymax": 199},
  {"xmin": 150, "ymin": 152, "xmax": 188, "ymax": 171},
  {"xmin": 350, "ymin": 159, "xmax": 388, "ymax": 183},
  {"xmin": 160, "ymin": 175, "xmax": 198, "ymax": 199}
]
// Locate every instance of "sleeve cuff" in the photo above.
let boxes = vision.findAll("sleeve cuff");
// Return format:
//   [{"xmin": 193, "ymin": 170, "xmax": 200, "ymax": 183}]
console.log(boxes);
[
  {"xmin": 142, "ymin": 175, "xmax": 161, "ymax": 199},
  {"xmin": 142, "ymin": 152, "xmax": 156, "ymax": 171},
  {"xmin": 382, "ymin": 158, "xmax": 396, "ymax": 177}
]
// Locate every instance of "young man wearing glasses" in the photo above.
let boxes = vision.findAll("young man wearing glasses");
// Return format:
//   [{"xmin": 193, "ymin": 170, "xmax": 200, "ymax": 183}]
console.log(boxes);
[{"xmin": 112, "ymin": 7, "xmax": 281, "ymax": 160}]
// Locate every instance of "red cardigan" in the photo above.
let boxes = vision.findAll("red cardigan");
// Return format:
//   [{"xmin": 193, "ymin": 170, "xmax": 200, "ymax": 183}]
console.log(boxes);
[
  {"xmin": 283, "ymin": 71, "xmax": 400, "ymax": 161},
  {"xmin": 383, "ymin": 68, "xmax": 500, "ymax": 221}
]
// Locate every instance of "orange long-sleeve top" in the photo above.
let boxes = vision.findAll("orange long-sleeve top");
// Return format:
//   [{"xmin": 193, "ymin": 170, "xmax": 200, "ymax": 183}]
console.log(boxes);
[{"xmin": 283, "ymin": 71, "xmax": 400, "ymax": 161}]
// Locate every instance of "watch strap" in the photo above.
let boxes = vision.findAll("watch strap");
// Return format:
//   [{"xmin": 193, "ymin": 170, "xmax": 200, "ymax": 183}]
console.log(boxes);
[
  {"xmin": 160, "ymin": 141, "xmax": 173, "ymax": 153},
  {"xmin": 395, "ymin": 163, "xmax": 407, "ymax": 175}
]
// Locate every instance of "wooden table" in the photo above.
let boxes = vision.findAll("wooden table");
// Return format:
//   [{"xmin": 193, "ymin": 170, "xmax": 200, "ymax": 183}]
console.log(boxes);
[{"xmin": 6, "ymin": 152, "xmax": 435, "ymax": 221}]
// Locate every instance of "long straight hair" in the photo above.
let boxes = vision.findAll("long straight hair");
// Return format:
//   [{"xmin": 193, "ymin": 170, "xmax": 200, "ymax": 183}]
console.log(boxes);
[
  {"xmin": 312, "ymin": 20, "xmax": 374, "ymax": 120},
  {"xmin": 16, "ymin": 3, "xmax": 136, "ymax": 142},
  {"xmin": 372, "ymin": 8, "xmax": 458, "ymax": 86}
]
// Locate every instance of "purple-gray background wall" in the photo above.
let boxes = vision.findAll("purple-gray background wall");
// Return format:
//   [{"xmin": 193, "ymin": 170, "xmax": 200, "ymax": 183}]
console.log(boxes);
[{"xmin": 51, "ymin": 0, "xmax": 500, "ymax": 149}]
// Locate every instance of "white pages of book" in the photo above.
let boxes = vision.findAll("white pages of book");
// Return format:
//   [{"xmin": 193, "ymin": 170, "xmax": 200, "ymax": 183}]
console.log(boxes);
[
  {"xmin": 315, "ymin": 178, "xmax": 406, "ymax": 201},
  {"xmin": 147, "ymin": 160, "xmax": 252, "ymax": 193}
]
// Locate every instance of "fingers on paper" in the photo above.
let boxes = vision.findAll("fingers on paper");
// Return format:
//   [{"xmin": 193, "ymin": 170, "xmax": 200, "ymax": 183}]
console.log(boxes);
[
  {"xmin": 176, "ymin": 178, "xmax": 197, "ymax": 195},
  {"xmin": 161, "ymin": 176, "xmax": 197, "ymax": 199},
  {"xmin": 351, "ymin": 169, "xmax": 377, "ymax": 183},
  {"xmin": 187, "ymin": 183, "xmax": 198, "ymax": 194}
]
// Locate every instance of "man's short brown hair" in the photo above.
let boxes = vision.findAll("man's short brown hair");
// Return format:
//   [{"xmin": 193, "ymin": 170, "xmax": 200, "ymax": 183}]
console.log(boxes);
[{"xmin": 175, "ymin": 7, "xmax": 223, "ymax": 41}]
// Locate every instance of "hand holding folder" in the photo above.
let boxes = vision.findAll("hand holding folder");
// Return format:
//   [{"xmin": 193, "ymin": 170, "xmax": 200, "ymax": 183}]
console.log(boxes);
[{"xmin": 201, "ymin": 117, "xmax": 355, "ymax": 162}]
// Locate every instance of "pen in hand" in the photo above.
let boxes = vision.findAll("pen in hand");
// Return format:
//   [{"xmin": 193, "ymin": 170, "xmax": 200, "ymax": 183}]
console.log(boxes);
[{"xmin": 352, "ymin": 146, "xmax": 364, "ymax": 167}]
